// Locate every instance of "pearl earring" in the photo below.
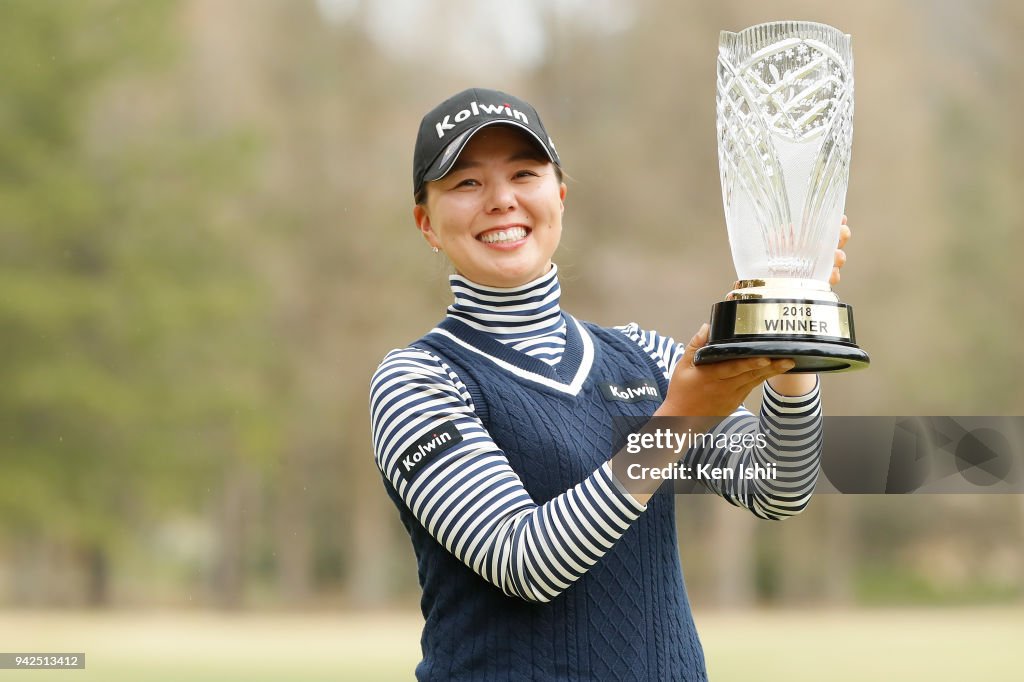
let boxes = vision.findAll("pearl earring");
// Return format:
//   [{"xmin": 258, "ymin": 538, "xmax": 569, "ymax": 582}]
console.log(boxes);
[{"xmin": 432, "ymin": 246, "xmax": 439, "ymax": 254}]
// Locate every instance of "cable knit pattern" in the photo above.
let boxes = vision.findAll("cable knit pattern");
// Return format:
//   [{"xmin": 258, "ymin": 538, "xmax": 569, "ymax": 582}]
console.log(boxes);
[
  {"xmin": 370, "ymin": 267, "xmax": 823, "ymax": 680},
  {"xmin": 396, "ymin": 319, "xmax": 706, "ymax": 681}
]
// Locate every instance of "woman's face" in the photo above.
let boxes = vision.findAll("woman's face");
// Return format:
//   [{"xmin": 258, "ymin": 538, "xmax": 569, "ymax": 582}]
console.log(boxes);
[{"xmin": 414, "ymin": 126, "xmax": 567, "ymax": 288}]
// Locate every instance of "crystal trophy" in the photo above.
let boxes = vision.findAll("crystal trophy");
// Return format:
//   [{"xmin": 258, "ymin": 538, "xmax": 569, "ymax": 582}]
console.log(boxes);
[{"xmin": 695, "ymin": 21, "xmax": 869, "ymax": 372}]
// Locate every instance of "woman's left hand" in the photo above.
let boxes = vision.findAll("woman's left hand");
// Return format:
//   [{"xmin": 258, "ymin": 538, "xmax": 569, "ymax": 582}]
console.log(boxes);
[{"xmin": 829, "ymin": 215, "xmax": 851, "ymax": 286}]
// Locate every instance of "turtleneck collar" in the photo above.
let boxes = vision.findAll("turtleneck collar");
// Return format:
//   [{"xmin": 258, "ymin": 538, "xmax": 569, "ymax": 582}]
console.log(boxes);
[{"xmin": 446, "ymin": 264, "xmax": 565, "ymax": 343}]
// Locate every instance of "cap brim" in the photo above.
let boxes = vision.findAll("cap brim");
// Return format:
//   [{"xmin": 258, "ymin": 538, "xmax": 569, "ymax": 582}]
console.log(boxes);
[{"xmin": 421, "ymin": 119, "xmax": 558, "ymax": 184}]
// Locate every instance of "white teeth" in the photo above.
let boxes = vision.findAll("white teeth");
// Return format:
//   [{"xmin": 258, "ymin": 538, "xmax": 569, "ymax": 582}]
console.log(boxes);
[{"xmin": 480, "ymin": 226, "xmax": 527, "ymax": 244}]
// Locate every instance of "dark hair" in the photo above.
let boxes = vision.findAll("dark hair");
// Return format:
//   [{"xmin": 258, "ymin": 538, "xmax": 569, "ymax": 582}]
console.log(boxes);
[{"xmin": 415, "ymin": 164, "xmax": 564, "ymax": 206}]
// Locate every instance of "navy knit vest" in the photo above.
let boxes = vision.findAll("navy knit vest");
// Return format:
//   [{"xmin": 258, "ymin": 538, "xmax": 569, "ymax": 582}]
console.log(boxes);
[{"xmin": 385, "ymin": 312, "xmax": 707, "ymax": 681}]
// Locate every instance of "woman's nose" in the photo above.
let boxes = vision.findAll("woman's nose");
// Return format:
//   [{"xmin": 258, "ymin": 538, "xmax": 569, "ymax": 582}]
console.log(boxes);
[{"xmin": 484, "ymin": 181, "xmax": 516, "ymax": 213}]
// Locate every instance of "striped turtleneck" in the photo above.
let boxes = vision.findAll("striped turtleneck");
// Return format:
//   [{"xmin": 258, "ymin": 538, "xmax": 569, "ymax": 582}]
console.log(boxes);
[
  {"xmin": 446, "ymin": 264, "xmax": 567, "ymax": 365},
  {"xmin": 371, "ymin": 265, "xmax": 824, "ymax": 678},
  {"xmin": 371, "ymin": 262, "xmax": 824, "ymax": 597}
]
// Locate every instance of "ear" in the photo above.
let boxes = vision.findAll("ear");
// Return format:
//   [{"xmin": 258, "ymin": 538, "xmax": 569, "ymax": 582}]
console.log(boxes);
[
  {"xmin": 413, "ymin": 204, "xmax": 441, "ymax": 250},
  {"xmin": 559, "ymin": 181, "xmax": 567, "ymax": 212}
]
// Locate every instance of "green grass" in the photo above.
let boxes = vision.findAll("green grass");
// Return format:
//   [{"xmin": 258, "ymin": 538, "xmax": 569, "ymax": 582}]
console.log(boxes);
[
  {"xmin": 699, "ymin": 607, "xmax": 1024, "ymax": 681},
  {"xmin": 0, "ymin": 607, "xmax": 1021, "ymax": 681}
]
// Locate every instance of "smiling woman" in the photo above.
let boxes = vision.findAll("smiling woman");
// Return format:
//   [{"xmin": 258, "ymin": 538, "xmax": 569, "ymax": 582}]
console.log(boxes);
[
  {"xmin": 370, "ymin": 87, "xmax": 844, "ymax": 681},
  {"xmin": 413, "ymin": 126, "xmax": 565, "ymax": 287},
  {"xmin": 411, "ymin": 89, "xmax": 566, "ymax": 288}
]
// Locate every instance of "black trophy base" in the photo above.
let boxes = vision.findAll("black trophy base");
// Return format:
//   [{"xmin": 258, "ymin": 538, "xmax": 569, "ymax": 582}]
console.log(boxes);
[
  {"xmin": 692, "ymin": 297, "xmax": 870, "ymax": 373},
  {"xmin": 694, "ymin": 340, "xmax": 870, "ymax": 373}
]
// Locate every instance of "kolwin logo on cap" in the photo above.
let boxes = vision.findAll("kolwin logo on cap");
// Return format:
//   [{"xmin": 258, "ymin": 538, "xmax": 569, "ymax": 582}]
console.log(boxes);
[
  {"xmin": 599, "ymin": 379, "xmax": 662, "ymax": 403},
  {"xmin": 435, "ymin": 101, "xmax": 530, "ymax": 138},
  {"xmin": 399, "ymin": 420, "xmax": 463, "ymax": 479}
]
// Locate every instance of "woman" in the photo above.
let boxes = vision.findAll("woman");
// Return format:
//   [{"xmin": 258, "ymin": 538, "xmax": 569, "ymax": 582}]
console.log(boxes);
[{"xmin": 370, "ymin": 88, "xmax": 849, "ymax": 681}]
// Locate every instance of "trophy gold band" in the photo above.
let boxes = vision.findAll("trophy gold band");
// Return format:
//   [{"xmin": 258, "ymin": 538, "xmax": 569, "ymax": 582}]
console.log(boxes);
[
  {"xmin": 694, "ymin": 21, "xmax": 869, "ymax": 373},
  {"xmin": 699, "ymin": 278, "xmax": 868, "ymax": 372}
]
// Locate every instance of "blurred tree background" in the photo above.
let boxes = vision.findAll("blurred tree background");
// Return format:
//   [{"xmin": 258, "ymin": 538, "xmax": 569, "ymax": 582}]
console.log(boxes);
[{"xmin": 2, "ymin": 0, "xmax": 1023, "ymax": 613}]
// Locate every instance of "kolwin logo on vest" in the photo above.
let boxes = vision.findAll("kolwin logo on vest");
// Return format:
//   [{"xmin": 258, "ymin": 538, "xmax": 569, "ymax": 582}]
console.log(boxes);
[
  {"xmin": 399, "ymin": 420, "xmax": 463, "ymax": 479},
  {"xmin": 599, "ymin": 378, "xmax": 662, "ymax": 404},
  {"xmin": 436, "ymin": 101, "xmax": 529, "ymax": 138}
]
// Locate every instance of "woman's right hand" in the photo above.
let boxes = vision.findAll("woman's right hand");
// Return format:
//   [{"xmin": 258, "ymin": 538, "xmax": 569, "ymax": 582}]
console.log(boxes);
[{"xmin": 655, "ymin": 323, "xmax": 794, "ymax": 420}]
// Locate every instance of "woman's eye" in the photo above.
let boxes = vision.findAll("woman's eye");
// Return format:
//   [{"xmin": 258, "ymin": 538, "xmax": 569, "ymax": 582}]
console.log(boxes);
[
  {"xmin": 455, "ymin": 179, "xmax": 480, "ymax": 188},
  {"xmin": 514, "ymin": 170, "xmax": 539, "ymax": 179}
]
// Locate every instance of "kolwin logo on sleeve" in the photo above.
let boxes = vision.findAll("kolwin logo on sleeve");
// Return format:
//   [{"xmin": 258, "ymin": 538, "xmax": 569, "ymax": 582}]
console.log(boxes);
[
  {"xmin": 399, "ymin": 420, "xmax": 463, "ymax": 479},
  {"xmin": 599, "ymin": 378, "xmax": 662, "ymax": 403}
]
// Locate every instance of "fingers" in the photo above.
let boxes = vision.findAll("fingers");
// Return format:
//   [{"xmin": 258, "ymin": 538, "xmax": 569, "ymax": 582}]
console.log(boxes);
[
  {"xmin": 830, "ymin": 245, "xmax": 847, "ymax": 286},
  {"xmin": 680, "ymin": 323, "xmax": 709, "ymax": 368},
  {"xmin": 837, "ymin": 222, "xmax": 851, "ymax": 249},
  {"xmin": 833, "ymin": 248, "xmax": 847, "ymax": 269},
  {"xmin": 708, "ymin": 356, "xmax": 768, "ymax": 379},
  {"xmin": 709, "ymin": 356, "xmax": 792, "ymax": 380},
  {"xmin": 710, "ymin": 357, "xmax": 791, "ymax": 394},
  {"xmin": 735, "ymin": 359, "xmax": 795, "ymax": 393},
  {"xmin": 665, "ymin": 350, "xmax": 792, "ymax": 418},
  {"xmin": 751, "ymin": 359, "xmax": 794, "ymax": 381},
  {"xmin": 832, "ymin": 221, "xmax": 851, "ymax": 287}
]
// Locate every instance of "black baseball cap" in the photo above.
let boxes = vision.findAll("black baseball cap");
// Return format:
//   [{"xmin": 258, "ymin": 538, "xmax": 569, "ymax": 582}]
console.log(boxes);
[{"xmin": 413, "ymin": 87, "xmax": 561, "ymax": 197}]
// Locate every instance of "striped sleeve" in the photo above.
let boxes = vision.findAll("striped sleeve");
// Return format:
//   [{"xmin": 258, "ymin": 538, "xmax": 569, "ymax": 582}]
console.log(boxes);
[
  {"xmin": 615, "ymin": 323, "xmax": 823, "ymax": 520},
  {"xmin": 369, "ymin": 346, "xmax": 647, "ymax": 603},
  {"xmin": 614, "ymin": 322, "xmax": 682, "ymax": 382}
]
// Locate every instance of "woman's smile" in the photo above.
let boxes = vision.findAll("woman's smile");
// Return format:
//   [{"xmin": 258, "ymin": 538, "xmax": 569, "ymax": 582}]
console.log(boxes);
[{"xmin": 476, "ymin": 225, "xmax": 531, "ymax": 248}]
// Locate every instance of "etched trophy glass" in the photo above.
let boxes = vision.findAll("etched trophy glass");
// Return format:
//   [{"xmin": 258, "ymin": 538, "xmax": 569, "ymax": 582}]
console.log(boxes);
[{"xmin": 694, "ymin": 21, "xmax": 869, "ymax": 372}]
